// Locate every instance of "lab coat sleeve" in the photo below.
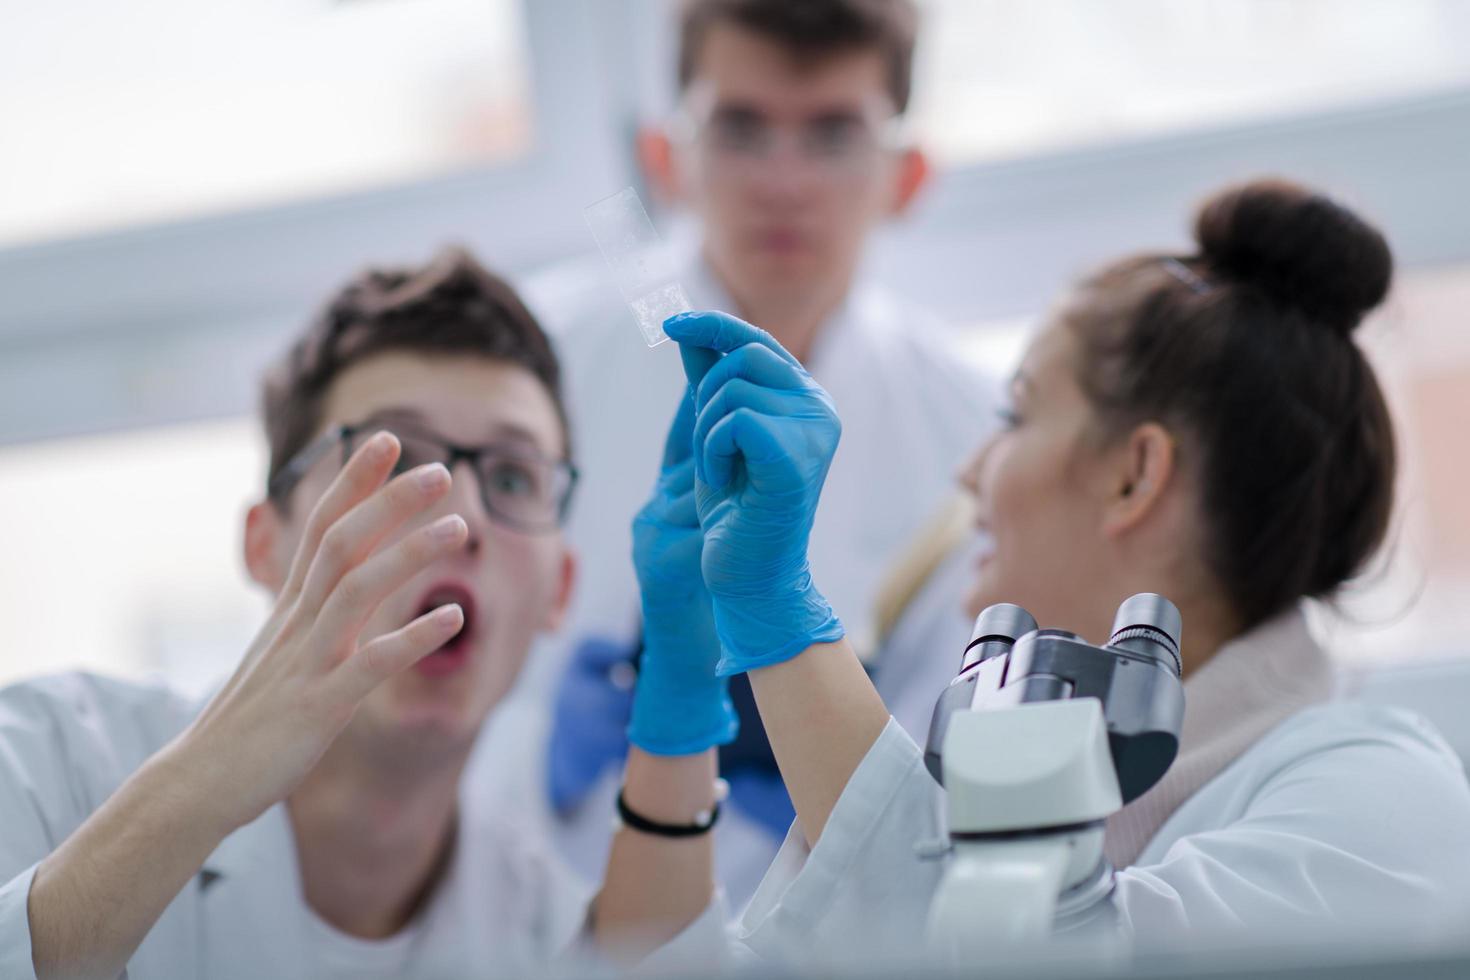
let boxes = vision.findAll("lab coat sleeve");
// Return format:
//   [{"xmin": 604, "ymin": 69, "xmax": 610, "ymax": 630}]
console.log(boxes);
[
  {"xmin": 1113, "ymin": 704, "xmax": 1470, "ymax": 946},
  {"xmin": 0, "ymin": 863, "xmax": 41, "ymax": 980},
  {"xmin": 0, "ymin": 674, "xmax": 190, "ymax": 980},
  {"xmin": 0, "ymin": 681, "xmax": 99, "ymax": 980},
  {"xmin": 735, "ymin": 718, "xmax": 945, "ymax": 969}
]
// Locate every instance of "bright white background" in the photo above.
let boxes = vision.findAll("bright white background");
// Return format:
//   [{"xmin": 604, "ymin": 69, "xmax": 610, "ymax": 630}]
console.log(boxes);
[{"xmin": 1, "ymin": 0, "xmax": 1469, "ymax": 688}]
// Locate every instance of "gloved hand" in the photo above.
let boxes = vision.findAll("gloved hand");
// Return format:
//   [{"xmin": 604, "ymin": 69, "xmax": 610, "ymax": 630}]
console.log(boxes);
[
  {"xmin": 626, "ymin": 388, "xmax": 739, "ymax": 755},
  {"xmin": 664, "ymin": 310, "xmax": 845, "ymax": 676},
  {"xmin": 547, "ymin": 635, "xmax": 636, "ymax": 814}
]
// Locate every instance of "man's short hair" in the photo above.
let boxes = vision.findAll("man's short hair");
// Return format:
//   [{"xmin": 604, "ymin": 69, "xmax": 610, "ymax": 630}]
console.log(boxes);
[
  {"xmin": 677, "ymin": 0, "xmax": 920, "ymax": 113},
  {"xmin": 261, "ymin": 246, "xmax": 570, "ymax": 503}
]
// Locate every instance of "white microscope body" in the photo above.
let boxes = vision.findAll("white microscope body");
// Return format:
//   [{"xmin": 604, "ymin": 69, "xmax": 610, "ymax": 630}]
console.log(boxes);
[{"xmin": 923, "ymin": 595, "xmax": 1185, "ymax": 958}]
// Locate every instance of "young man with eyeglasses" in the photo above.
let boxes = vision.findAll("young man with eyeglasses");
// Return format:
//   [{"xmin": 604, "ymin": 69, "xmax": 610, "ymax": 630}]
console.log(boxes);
[
  {"xmin": 0, "ymin": 248, "xmax": 723, "ymax": 978},
  {"xmin": 512, "ymin": 0, "xmax": 1001, "ymax": 907}
]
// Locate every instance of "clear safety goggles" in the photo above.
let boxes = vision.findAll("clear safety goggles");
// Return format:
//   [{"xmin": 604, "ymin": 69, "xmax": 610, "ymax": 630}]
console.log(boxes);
[{"xmin": 668, "ymin": 85, "xmax": 907, "ymax": 182}]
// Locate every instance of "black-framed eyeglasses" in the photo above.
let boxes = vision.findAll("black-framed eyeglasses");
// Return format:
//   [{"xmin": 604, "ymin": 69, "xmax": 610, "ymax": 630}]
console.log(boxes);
[{"xmin": 268, "ymin": 422, "xmax": 578, "ymax": 534}]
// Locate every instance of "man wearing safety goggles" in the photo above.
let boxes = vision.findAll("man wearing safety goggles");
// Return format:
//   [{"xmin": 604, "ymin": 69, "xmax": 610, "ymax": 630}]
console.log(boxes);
[{"xmin": 521, "ymin": 0, "xmax": 1001, "ymax": 908}]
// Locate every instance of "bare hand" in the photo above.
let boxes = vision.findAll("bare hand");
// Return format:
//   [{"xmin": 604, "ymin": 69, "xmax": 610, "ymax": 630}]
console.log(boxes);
[{"xmin": 177, "ymin": 431, "xmax": 468, "ymax": 833}]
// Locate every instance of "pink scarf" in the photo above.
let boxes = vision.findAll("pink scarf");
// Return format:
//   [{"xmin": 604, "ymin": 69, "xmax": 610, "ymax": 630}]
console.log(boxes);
[{"xmin": 1104, "ymin": 606, "xmax": 1336, "ymax": 868}]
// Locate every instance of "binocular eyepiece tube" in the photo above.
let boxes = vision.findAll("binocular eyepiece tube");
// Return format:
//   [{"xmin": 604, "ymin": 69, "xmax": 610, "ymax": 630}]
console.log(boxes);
[
  {"xmin": 959, "ymin": 603, "xmax": 1039, "ymax": 673},
  {"xmin": 958, "ymin": 594, "xmax": 1182, "ymax": 675},
  {"xmin": 1107, "ymin": 593, "xmax": 1183, "ymax": 678}
]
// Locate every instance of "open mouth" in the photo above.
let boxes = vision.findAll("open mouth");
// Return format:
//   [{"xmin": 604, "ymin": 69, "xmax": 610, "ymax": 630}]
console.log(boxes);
[
  {"xmin": 971, "ymin": 526, "xmax": 998, "ymax": 569},
  {"xmin": 413, "ymin": 581, "xmax": 477, "ymax": 678}
]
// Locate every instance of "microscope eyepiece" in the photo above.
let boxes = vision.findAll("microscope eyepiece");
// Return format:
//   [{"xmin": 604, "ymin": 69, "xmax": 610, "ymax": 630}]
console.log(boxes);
[
  {"xmin": 1107, "ymin": 593, "xmax": 1183, "ymax": 677},
  {"xmin": 960, "ymin": 603, "xmax": 1039, "ymax": 672}
]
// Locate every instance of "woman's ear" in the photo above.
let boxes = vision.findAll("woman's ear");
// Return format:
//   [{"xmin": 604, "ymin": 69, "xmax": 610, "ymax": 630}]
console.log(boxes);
[
  {"xmin": 1102, "ymin": 422, "xmax": 1176, "ymax": 538},
  {"xmin": 243, "ymin": 501, "xmax": 288, "ymax": 593}
]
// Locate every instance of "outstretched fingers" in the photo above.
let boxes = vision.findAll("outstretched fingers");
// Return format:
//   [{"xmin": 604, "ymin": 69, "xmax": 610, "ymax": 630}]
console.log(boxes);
[
  {"xmin": 296, "ymin": 462, "xmax": 454, "ymax": 614},
  {"xmin": 337, "ymin": 604, "xmax": 467, "ymax": 701},
  {"xmin": 311, "ymin": 514, "xmax": 469, "ymax": 663},
  {"xmin": 281, "ymin": 431, "xmax": 401, "ymax": 600}
]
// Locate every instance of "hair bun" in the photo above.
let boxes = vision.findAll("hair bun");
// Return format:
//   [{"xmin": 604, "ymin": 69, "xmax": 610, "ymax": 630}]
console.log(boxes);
[{"xmin": 1194, "ymin": 178, "xmax": 1392, "ymax": 336}]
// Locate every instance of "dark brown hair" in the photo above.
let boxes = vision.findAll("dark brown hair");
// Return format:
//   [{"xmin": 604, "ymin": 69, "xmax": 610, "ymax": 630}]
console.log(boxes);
[
  {"xmin": 262, "ymin": 246, "xmax": 569, "ymax": 503},
  {"xmin": 677, "ymin": 0, "xmax": 919, "ymax": 113},
  {"xmin": 1065, "ymin": 178, "xmax": 1397, "ymax": 630}
]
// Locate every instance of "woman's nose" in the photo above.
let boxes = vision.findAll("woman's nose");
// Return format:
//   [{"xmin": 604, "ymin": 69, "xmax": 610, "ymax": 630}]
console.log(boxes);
[{"xmin": 956, "ymin": 441, "xmax": 989, "ymax": 497}]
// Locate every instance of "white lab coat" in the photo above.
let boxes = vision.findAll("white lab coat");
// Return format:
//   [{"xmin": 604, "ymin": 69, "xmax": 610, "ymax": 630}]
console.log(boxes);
[
  {"xmin": 727, "ymin": 609, "xmax": 1470, "ymax": 971},
  {"xmin": 478, "ymin": 248, "xmax": 998, "ymax": 907},
  {"xmin": 0, "ymin": 671, "xmax": 721, "ymax": 979}
]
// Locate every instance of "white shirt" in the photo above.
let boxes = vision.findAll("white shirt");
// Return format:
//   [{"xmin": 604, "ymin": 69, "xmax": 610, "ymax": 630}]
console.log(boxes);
[
  {"xmin": 0, "ymin": 671, "xmax": 605, "ymax": 980},
  {"xmin": 486, "ymin": 250, "xmax": 998, "ymax": 907},
  {"xmin": 729, "ymin": 613, "xmax": 1470, "ymax": 971}
]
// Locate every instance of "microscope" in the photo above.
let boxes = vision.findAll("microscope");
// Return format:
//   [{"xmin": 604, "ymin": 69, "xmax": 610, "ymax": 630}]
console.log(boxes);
[{"xmin": 922, "ymin": 594, "xmax": 1184, "ymax": 955}]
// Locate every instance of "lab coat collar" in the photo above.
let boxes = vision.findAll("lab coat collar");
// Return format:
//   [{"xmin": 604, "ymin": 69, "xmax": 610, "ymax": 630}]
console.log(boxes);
[
  {"xmin": 1104, "ymin": 604, "xmax": 1335, "ymax": 867},
  {"xmin": 1178, "ymin": 604, "xmax": 1335, "ymax": 752},
  {"xmin": 200, "ymin": 801, "xmax": 297, "ymax": 883},
  {"xmin": 195, "ymin": 802, "xmax": 315, "ymax": 980}
]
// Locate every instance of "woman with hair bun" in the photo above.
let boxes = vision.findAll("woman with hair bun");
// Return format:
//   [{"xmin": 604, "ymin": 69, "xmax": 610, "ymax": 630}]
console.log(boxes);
[{"xmin": 626, "ymin": 178, "xmax": 1470, "ymax": 965}]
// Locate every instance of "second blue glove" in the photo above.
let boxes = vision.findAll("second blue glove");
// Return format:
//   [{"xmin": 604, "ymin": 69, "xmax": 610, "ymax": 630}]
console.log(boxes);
[{"xmin": 626, "ymin": 388, "xmax": 739, "ymax": 755}]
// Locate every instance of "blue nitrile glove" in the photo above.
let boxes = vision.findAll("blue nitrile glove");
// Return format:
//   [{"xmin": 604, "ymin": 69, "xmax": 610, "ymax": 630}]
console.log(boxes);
[
  {"xmin": 663, "ymin": 310, "xmax": 845, "ymax": 676},
  {"xmin": 626, "ymin": 388, "xmax": 740, "ymax": 755},
  {"xmin": 547, "ymin": 635, "xmax": 636, "ymax": 814}
]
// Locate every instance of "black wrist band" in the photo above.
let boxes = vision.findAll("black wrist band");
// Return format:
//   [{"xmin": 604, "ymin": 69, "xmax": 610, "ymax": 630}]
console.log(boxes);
[{"xmin": 616, "ymin": 789, "xmax": 720, "ymax": 838}]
